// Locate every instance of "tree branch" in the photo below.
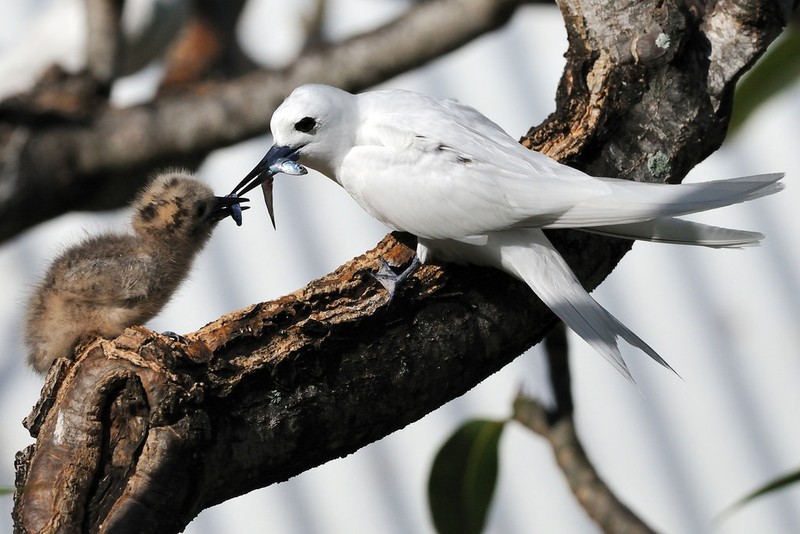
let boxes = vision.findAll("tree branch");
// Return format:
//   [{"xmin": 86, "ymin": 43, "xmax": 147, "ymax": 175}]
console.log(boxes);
[
  {"xmin": 159, "ymin": 0, "xmax": 255, "ymax": 90},
  {"xmin": 85, "ymin": 0, "xmax": 125, "ymax": 90},
  {"xmin": 14, "ymin": 234, "xmax": 559, "ymax": 532},
  {"xmin": 514, "ymin": 323, "xmax": 657, "ymax": 533},
  {"xmin": 12, "ymin": 0, "xmax": 792, "ymax": 532},
  {"xmin": 513, "ymin": 392, "xmax": 657, "ymax": 534}
]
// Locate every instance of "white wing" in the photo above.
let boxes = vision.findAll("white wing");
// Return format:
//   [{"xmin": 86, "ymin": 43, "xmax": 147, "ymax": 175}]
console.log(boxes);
[
  {"xmin": 344, "ymin": 89, "xmax": 603, "ymax": 237},
  {"xmin": 343, "ymin": 89, "xmax": 782, "ymax": 239}
]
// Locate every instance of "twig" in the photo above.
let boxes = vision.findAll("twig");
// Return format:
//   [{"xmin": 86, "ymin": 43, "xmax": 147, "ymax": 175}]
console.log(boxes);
[
  {"xmin": 85, "ymin": 0, "xmax": 125, "ymax": 90},
  {"xmin": 301, "ymin": 0, "xmax": 328, "ymax": 51},
  {"xmin": 514, "ymin": 324, "xmax": 658, "ymax": 533}
]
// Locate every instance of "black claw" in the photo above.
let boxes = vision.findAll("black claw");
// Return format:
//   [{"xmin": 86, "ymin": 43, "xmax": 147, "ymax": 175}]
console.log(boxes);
[{"xmin": 162, "ymin": 331, "xmax": 188, "ymax": 344}]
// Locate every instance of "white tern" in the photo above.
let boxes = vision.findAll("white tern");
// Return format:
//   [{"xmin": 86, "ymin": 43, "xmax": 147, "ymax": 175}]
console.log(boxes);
[{"xmin": 232, "ymin": 83, "xmax": 784, "ymax": 382}]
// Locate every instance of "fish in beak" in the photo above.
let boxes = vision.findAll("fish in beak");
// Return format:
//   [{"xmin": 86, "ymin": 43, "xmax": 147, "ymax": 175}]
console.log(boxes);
[{"xmin": 230, "ymin": 145, "xmax": 307, "ymax": 229}]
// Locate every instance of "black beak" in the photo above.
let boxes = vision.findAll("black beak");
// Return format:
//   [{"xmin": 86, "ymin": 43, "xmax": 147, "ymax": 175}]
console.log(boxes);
[
  {"xmin": 231, "ymin": 145, "xmax": 299, "ymax": 197},
  {"xmin": 229, "ymin": 144, "xmax": 301, "ymax": 229},
  {"xmin": 210, "ymin": 195, "xmax": 250, "ymax": 226}
]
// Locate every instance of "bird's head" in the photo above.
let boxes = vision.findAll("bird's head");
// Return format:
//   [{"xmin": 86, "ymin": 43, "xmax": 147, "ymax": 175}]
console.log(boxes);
[
  {"xmin": 268, "ymin": 84, "xmax": 356, "ymax": 177},
  {"xmin": 230, "ymin": 84, "xmax": 357, "ymax": 226},
  {"xmin": 133, "ymin": 171, "xmax": 248, "ymax": 246}
]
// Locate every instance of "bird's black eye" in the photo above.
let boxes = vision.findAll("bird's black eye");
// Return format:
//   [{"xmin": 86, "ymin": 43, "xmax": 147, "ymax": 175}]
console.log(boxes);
[
  {"xmin": 294, "ymin": 117, "xmax": 316, "ymax": 133},
  {"xmin": 194, "ymin": 202, "xmax": 207, "ymax": 219}
]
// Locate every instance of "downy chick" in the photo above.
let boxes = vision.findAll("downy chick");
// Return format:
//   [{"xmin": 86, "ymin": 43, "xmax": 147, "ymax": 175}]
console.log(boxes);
[{"xmin": 24, "ymin": 170, "xmax": 247, "ymax": 374}]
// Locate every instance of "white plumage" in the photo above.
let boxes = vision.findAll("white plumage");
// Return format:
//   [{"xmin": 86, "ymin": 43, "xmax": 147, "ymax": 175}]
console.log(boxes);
[{"xmin": 240, "ymin": 83, "xmax": 784, "ymax": 383}]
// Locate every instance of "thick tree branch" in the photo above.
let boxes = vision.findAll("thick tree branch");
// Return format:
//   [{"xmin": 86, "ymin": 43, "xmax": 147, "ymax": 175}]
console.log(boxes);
[
  {"xmin": 13, "ymin": 0, "xmax": 792, "ymax": 532},
  {"xmin": 0, "ymin": 0, "xmax": 523, "ymax": 244},
  {"xmin": 14, "ymin": 234, "xmax": 560, "ymax": 532}
]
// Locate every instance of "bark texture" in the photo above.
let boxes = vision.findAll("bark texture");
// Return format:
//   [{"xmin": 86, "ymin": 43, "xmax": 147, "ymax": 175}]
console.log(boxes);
[{"xmin": 11, "ymin": 0, "xmax": 792, "ymax": 532}]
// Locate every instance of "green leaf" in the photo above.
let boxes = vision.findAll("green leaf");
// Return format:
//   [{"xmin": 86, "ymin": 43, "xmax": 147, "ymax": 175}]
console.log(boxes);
[
  {"xmin": 719, "ymin": 467, "xmax": 800, "ymax": 521},
  {"xmin": 0, "ymin": 487, "xmax": 13, "ymax": 496},
  {"xmin": 730, "ymin": 26, "xmax": 800, "ymax": 136},
  {"xmin": 427, "ymin": 419, "xmax": 506, "ymax": 534}
]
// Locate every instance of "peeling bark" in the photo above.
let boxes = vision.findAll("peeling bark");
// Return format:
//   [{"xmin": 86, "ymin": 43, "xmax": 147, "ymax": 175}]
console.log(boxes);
[
  {"xmin": 12, "ymin": 0, "xmax": 792, "ymax": 532},
  {"xmin": 14, "ymin": 234, "xmax": 559, "ymax": 532}
]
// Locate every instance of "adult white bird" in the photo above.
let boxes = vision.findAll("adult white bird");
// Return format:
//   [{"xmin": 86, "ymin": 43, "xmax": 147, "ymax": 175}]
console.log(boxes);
[{"xmin": 232, "ymin": 83, "xmax": 783, "ymax": 383}]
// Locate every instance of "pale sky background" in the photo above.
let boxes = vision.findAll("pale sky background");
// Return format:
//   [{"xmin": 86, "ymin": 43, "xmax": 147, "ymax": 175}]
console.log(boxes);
[{"xmin": 0, "ymin": 1, "xmax": 799, "ymax": 533}]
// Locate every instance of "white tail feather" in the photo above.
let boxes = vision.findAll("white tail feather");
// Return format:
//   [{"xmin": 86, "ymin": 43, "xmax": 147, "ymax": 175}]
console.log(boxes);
[
  {"xmin": 415, "ymin": 175, "xmax": 782, "ymax": 383},
  {"xmin": 425, "ymin": 229, "xmax": 678, "ymax": 383},
  {"xmin": 581, "ymin": 217, "xmax": 764, "ymax": 247},
  {"xmin": 502, "ymin": 231, "xmax": 677, "ymax": 382},
  {"xmin": 543, "ymin": 173, "xmax": 784, "ymax": 228}
]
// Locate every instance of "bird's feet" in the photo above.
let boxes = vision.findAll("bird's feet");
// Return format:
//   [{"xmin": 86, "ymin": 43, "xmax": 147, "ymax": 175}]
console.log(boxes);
[{"xmin": 369, "ymin": 255, "xmax": 421, "ymax": 303}]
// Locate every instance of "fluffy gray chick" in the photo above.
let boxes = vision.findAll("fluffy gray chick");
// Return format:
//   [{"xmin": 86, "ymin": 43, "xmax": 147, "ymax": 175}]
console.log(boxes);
[{"xmin": 24, "ymin": 170, "xmax": 246, "ymax": 374}]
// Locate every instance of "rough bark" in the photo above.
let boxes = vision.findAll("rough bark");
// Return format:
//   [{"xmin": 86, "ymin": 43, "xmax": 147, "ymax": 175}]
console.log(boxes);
[{"xmin": 12, "ymin": 0, "xmax": 792, "ymax": 532}]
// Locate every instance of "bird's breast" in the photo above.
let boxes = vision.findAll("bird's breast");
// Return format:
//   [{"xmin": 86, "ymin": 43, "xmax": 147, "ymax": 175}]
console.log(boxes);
[{"xmin": 338, "ymin": 146, "xmax": 509, "ymax": 239}]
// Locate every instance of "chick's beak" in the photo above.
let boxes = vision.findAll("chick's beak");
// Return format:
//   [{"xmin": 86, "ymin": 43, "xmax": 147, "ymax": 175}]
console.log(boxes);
[{"xmin": 210, "ymin": 195, "xmax": 250, "ymax": 226}]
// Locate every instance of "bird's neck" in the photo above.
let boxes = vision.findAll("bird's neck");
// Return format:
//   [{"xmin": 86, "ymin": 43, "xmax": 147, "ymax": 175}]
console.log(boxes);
[
  {"xmin": 138, "ymin": 232, "xmax": 205, "ymax": 271},
  {"xmin": 300, "ymin": 156, "xmax": 338, "ymax": 183}
]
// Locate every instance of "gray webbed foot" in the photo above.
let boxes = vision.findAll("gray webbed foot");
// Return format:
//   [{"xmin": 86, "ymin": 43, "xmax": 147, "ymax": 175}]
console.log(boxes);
[{"xmin": 369, "ymin": 255, "xmax": 421, "ymax": 303}]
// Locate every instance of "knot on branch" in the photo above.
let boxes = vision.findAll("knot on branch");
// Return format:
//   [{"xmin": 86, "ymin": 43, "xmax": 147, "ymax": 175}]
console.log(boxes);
[
  {"xmin": 524, "ymin": 0, "xmax": 689, "ymax": 171},
  {"xmin": 14, "ymin": 327, "xmax": 213, "ymax": 533}
]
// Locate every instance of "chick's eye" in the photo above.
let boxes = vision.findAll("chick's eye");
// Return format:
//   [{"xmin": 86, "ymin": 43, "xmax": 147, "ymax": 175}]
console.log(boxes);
[
  {"xmin": 294, "ymin": 117, "xmax": 316, "ymax": 133},
  {"xmin": 194, "ymin": 202, "xmax": 207, "ymax": 218}
]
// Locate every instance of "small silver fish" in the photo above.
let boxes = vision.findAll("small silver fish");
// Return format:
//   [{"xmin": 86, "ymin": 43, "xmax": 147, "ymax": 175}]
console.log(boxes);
[
  {"xmin": 254, "ymin": 159, "xmax": 306, "ymax": 229},
  {"xmin": 229, "ymin": 157, "xmax": 307, "ymax": 229},
  {"xmin": 269, "ymin": 158, "xmax": 307, "ymax": 176}
]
